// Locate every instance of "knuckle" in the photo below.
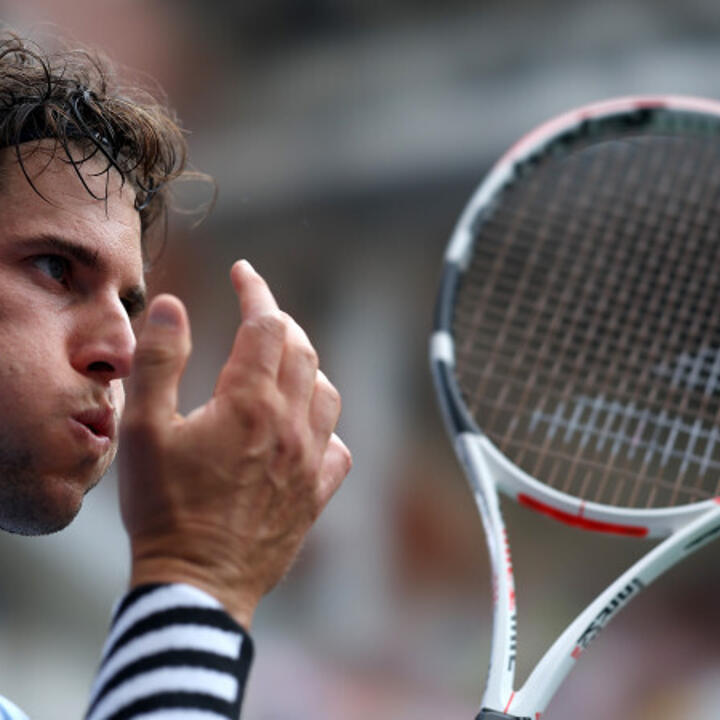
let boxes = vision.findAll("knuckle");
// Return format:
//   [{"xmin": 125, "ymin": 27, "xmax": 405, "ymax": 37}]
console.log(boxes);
[
  {"xmin": 296, "ymin": 343, "xmax": 319, "ymax": 368},
  {"xmin": 276, "ymin": 423, "xmax": 307, "ymax": 465},
  {"xmin": 245, "ymin": 311, "xmax": 287, "ymax": 340},
  {"xmin": 312, "ymin": 379, "xmax": 342, "ymax": 428},
  {"xmin": 242, "ymin": 412, "xmax": 271, "ymax": 451},
  {"xmin": 330, "ymin": 435, "xmax": 352, "ymax": 473},
  {"xmin": 259, "ymin": 310, "xmax": 288, "ymax": 335},
  {"xmin": 230, "ymin": 385, "xmax": 277, "ymax": 446},
  {"xmin": 319, "ymin": 379, "xmax": 341, "ymax": 409}
]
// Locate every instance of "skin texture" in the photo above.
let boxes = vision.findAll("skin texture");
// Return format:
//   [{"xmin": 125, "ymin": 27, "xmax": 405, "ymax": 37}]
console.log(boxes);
[
  {"xmin": 0, "ymin": 142, "xmax": 352, "ymax": 628},
  {"xmin": 0, "ymin": 145, "xmax": 143, "ymax": 535}
]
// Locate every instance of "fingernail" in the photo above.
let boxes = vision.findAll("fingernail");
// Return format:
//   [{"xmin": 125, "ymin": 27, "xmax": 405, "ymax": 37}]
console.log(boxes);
[
  {"xmin": 240, "ymin": 259, "xmax": 255, "ymax": 274},
  {"xmin": 148, "ymin": 301, "xmax": 181, "ymax": 327}
]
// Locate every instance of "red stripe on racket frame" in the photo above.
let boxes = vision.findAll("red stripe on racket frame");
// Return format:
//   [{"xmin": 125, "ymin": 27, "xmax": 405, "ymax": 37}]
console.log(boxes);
[{"xmin": 517, "ymin": 494, "xmax": 648, "ymax": 537}]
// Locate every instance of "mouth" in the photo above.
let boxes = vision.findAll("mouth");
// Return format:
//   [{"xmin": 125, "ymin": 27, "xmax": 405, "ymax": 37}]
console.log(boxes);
[{"xmin": 72, "ymin": 407, "xmax": 116, "ymax": 443}]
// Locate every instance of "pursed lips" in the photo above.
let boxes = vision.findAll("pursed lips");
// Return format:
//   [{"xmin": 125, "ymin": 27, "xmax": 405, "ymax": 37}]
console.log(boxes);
[{"xmin": 72, "ymin": 406, "xmax": 116, "ymax": 441}]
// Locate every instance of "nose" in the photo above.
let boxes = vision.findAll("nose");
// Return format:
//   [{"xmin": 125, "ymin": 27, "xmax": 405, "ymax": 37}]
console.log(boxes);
[{"xmin": 70, "ymin": 298, "xmax": 136, "ymax": 384}]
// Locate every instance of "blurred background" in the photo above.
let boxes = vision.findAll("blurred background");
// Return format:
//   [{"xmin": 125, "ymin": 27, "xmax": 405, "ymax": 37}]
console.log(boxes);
[{"xmin": 0, "ymin": 1, "xmax": 719, "ymax": 717}]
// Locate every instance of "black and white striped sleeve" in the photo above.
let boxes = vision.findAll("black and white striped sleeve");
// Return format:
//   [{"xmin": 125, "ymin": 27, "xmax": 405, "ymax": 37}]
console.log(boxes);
[{"xmin": 85, "ymin": 583, "xmax": 254, "ymax": 720}]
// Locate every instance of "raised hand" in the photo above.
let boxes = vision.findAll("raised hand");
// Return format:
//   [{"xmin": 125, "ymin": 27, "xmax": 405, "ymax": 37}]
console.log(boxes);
[{"xmin": 118, "ymin": 260, "xmax": 351, "ymax": 629}]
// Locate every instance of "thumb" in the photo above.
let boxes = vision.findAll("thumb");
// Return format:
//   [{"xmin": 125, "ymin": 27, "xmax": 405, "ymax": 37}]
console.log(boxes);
[{"xmin": 123, "ymin": 294, "xmax": 191, "ymax": 426}]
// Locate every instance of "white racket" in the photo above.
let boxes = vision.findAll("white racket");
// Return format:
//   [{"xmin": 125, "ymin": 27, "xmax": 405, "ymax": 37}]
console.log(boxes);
[{"xmin": 430, "ymin": 95, "xmax": 720, "ymax": 719}]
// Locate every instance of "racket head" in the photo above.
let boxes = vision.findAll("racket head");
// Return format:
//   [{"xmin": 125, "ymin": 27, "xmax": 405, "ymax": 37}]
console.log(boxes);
[{"xmin": 432, "ymin": 95, "xmax": 720, "ymax": 538}]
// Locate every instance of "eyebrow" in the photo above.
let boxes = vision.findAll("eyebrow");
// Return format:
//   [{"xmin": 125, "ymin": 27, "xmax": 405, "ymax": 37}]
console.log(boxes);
[{"xmin": 25, "ymin": 233, "xmax": 148, "ymax": 317}]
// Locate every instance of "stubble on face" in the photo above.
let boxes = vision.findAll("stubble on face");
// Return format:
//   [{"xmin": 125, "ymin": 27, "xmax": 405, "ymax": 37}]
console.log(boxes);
[
  {"xmin": 0, "ymin": 435, "xmax": 88, "ymax": 535},
  {"xmin": 0, "ymin": 144, "xmax": 142, "ymax": 535},
  {"xmin": 0, "ymin": 338, "xmax": 119, "ymax": 535},
  {"xmin": 0, "ymin": 417, "xmax": 117, "ymax": 535}
]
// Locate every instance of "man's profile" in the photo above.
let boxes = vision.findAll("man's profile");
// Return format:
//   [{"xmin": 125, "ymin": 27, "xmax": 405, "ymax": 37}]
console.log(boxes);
[{"xmin": 0, "ymin": 31, "xmax": 351, "ymax": 719}]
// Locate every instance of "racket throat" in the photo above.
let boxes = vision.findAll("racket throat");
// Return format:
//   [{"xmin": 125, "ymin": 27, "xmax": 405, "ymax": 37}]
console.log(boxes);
[{"xmin": 476, "ymin": 710, "xmax": 532, "ymax": 720}]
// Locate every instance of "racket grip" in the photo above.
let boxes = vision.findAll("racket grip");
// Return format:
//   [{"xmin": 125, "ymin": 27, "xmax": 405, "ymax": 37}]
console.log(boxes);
[{"xmin": 476, "ymin": 710, "xmax": 531, "ymax": 720}]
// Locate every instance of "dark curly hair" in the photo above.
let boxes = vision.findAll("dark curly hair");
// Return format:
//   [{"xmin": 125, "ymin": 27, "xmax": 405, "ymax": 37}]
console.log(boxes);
[{"xmin": 0, "ymin": 31, "xmax": 193, "ymax": 253}]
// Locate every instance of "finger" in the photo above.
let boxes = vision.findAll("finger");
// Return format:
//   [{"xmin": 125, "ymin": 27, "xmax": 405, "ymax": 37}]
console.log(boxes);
[
  {"xmin": 277, "ymin": 317, "xmax": 319, "ymax": 409},
  {"xmin": 315, "ymin": 433, "xmax": 352, "ymax": 508},
  {"xmin": 124, "ymin": 294, "xmax": 191, "ymax": 426},
  {"xmin": 215, "ymin": 311, "xmax": 287, "ymax": 395},
  {"xmin": 231, "ymin": 260, "xmax": 279, "ymax": 321},
  {"xmin": 309, "ymin": 370, "xmax": 342, "ymax": 439}
]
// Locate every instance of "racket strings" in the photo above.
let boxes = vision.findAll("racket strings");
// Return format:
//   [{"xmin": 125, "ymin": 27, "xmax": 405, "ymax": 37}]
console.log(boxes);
[
  {"xmin": 453, "ymin": 133, "xmax": 720, "ymax": 509},
  {"xmin": 467, "ymin": 141, "xmax": 671, "ymax": 439},
  {"xmin": 524, "ymin": 142, "xmax": 720, "ymax": 502},
  {"xmin": 462, "ymin": 160, "xmax": 588, "ymax": 449},
  {"xmin": 507, "ymin": 162, "xmax": 631, "ymax": 496},
  {"xmin": 544, "ymin": 139, "xmax": 720, "ymax": 501},
  {"xmin": 462, "ymin": 150, "xmax": 720, "ymax": 374}
]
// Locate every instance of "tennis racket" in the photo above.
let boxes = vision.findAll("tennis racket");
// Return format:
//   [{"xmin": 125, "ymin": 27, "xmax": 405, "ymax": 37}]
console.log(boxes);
[{"xmin": 430, "ymin": 95, "xmax": 720, "ymax": 720}]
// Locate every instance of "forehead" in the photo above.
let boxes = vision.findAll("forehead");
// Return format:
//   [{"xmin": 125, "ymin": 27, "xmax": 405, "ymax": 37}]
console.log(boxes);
[{"xmin": 0, "ymin": 144, "xmax": 144, "ymax": 281}]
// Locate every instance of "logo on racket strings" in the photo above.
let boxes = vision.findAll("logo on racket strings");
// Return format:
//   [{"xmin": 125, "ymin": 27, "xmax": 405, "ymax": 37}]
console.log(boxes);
[{"xmin": 571, "ymin": 578, "xmax": 644, "ymax": 659}]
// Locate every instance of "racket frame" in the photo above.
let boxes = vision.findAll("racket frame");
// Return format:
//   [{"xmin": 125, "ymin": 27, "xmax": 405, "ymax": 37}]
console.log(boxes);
[
  {"xmin": 431, "ymin": 94, "xmax": 720, "ymax": 718},
  {"xmin": 454, "ymin": 431, "xmax": 720, "ymax": 717}
]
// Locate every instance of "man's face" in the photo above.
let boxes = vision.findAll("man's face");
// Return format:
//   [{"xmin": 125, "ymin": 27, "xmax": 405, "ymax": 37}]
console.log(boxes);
[{"xmin": 0, "ymin": 145, "xmax": 145, "ymax": 535}]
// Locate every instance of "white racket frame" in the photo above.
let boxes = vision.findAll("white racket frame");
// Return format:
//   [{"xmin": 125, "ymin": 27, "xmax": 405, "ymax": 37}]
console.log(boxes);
[
  {"xmin": 456, "ymin": 432, "xmax": 720, "ymax": 718},
  {"xmin": 430, "ymin": 95, "xmax": 720, "ymax": 719}
]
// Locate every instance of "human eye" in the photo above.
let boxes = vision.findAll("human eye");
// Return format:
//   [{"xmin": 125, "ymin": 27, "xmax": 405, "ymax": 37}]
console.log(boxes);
[
  {"xmin": 121, "ymin": 288, "xmax": 147, "ymax": 320},
  {"xmin": 32, "ymin": 255, "xmax": 71, "ymax": 285}
]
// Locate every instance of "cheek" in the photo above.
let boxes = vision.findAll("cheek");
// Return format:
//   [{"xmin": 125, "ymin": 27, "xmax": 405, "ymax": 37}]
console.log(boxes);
[{"xmin": 0, "ymin": 331, "xmax": 60, "ymax": 398}]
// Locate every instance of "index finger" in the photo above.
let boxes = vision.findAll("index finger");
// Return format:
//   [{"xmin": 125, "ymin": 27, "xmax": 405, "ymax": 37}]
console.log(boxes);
[{"xmin": 231, "ymin": 260, "xmax": 280, "ymax": 321}]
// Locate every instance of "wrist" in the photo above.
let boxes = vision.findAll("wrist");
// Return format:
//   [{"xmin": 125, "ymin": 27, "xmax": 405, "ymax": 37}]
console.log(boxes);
[{"xmin": 129, "ymin": 555, "xmax": 260, "ymax": 630}]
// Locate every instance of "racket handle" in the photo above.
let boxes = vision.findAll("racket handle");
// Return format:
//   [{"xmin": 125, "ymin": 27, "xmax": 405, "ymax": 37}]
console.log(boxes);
[{"xmin": 476, "ymin": 710, "xmax": 531, "ymax": 720}]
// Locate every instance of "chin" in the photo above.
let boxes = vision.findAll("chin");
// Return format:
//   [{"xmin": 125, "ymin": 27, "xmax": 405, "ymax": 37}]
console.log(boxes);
[
  {"xmin": 0, "ymin": 432, "xmax": 113, "ymax": 536},
  {"xmin": 0, "ymin": 469, "xmax": 99, "ymax": 536},
  {"xmin": 0, "ymin": 489, "xmax": 84, "ymax": 536}
]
